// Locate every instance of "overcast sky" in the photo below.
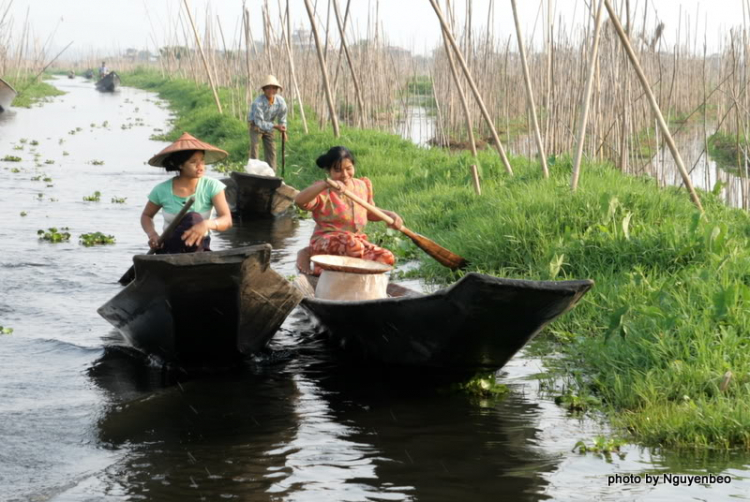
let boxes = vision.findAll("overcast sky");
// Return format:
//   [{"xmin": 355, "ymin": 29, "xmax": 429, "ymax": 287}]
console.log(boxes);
[{"xmin": 2, "ymin": 0, "xmax": 746, "ymax": 58}]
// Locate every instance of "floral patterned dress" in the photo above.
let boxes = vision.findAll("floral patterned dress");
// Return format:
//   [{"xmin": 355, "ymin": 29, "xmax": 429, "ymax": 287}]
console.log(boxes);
[{"xmin": 300, "ymin": 177, "xmax": 395, "ymax": 275}]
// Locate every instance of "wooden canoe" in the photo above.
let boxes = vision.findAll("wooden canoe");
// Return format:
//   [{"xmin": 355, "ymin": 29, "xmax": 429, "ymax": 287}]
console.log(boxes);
[
  {"xmin": 295, "ymin": 273, "xmax": 593, "ymax": 371},
  {"xmin": 95, "ymin": 72, "xmax": 120, "ymax": 92},
  {"xmin": 98, "ymin": 245, "xmax": 303, "ymax": 364},
  {"xmin": 0, "ymin": 77, "xmax": 17, "ymax": 112},
  {"xmin": 228, "ymin": 171, "xmax": 298, "ymax": 218}
]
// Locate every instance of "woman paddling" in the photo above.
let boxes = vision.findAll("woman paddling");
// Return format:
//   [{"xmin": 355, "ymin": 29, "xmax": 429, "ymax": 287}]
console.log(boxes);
[
  {"xmin": 141, "ymin": 132, "xmax": 233, "ymax": 254},
  {"xmin": 294, "ymin": 146, "xmax": 403, "ymax": 275}
]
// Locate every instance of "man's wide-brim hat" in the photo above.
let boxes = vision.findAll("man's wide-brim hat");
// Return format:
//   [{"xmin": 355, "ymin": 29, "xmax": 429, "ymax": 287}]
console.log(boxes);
[
  {"xmin": 259, "ymin": 74, "xmax": 283, "ymax": 91},
  {"xmin": 148, "ymin": 132, "xmax": 228, "ymax": 167}
]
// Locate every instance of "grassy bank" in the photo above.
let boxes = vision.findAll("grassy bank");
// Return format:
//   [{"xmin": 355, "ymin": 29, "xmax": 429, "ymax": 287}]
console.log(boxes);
[
  {"xmin": 122, "ymin": 69, "xmax": 750, "ymax": 450},
  {"xmin": 1, "ymin": 73, "xmax": 65, "ymax": 108}
]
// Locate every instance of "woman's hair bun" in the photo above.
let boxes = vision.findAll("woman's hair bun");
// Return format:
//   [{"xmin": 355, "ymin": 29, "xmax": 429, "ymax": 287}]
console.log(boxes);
[{"xmin": 316, "ymin": 146, "xmax": 355, "ymax": 169}]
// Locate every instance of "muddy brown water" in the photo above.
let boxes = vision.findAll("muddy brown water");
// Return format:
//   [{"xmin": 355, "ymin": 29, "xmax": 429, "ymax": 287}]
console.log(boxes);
[{"xmin": 0, "ymin": 77, "xmax": 748, "ymax": 501}]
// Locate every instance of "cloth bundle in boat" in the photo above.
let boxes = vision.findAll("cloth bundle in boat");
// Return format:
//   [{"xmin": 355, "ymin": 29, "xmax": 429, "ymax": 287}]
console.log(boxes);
[{"xmin": 311, "ymin": 255, "xmax": 391, "ymax": 301}]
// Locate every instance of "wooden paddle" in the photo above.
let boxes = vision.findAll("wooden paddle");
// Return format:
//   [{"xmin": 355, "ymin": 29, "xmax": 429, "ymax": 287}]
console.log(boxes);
[
  {"xmin": 281, "ymin": 132, "xmax": 286, "ymax": 177},
  {"xmin": 118, "ymin": 197, "xmax": 196, "ymax": 285},
  {"xmin": 325, "ymin": 179, "xmax": 467, "ymax": 270}
]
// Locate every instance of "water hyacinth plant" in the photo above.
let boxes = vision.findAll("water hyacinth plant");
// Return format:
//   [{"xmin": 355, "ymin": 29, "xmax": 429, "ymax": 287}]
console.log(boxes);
[
  {"xmin": 83, "ymin": 191, "xmax": 102, "ymax": 202},
  {"xmin": 38, "ymin": 227, "xmax": 71, "ymax": 243},
  {"xmin": 79, "ymin": 232, "xmax": 116, "ymax": 246}
]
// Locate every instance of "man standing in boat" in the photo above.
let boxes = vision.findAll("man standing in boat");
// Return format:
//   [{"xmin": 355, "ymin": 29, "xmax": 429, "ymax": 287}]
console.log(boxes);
[
  {"xmin": 98, "ymin": 61, "xmax": 108, "ymax": 78},
  {"xmin": 248, "ymin": 75, "xmax": 287, "ymax": 172}
]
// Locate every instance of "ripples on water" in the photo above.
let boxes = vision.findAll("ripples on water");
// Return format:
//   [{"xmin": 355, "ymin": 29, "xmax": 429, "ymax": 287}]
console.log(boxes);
[{"xmin": 0, "ymin": 78, "xmax": 747, "ymax": 501}]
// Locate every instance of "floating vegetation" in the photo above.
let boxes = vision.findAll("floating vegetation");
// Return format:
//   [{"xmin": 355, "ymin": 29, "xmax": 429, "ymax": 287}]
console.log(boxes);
[
  {"xmin": 44, "ymin": 160, "xmax": 54, "ymax": 165},
  {"xmin": 19, "ymin": 138, "xmax": 27, "ymax": 144},
  {"xmin": 0, "ymin": 326, "xmax": 13, "ymax": 335},
  {"xmin": 38, "ymin": 227, "xmax": 71, "ymax": 243},
  {"xmin": 79, "ymin": 232, "xmax": 116, "ymax": 246},
  {"xmin": 83, "ymin": 191, "xmax": 102, "ymax": 202},
  {"xmin": 62, "ymin": 151, "xmax": 69, "ymax": 156},
  {"xmin": 31, "ymin": 175, "xmax": 42, "ymax": 181},
  {"xmin": 20, "ymin": 211, "xmax": 27, "ymax": 217},
  {"xmin": 30, "ymin": 140, "xmax": 39, "ymax": 146},
  {"xmin": 572, "ymin": 436, "xmax": 627, "ymax": 461},
  {"xmin": 102, "ymin": 120, "xmax": 108, "ymax": 127},
  {"xmin": 2, "ymin": 155, "xmax": 22, "ymax": 162},
  {"xmin": 13, "ymin": 145, "xmax": 23, "ymax": 150},
  {"xmin": 68, "ymin": 130, "xmax": 76, "ymax": 135},
  {"xmin": 453, "ymin": 373, "xmax": 509, "ymax": 398},
  {"xmin": 10, "ymin": 168, "xmax": 20, "ymax": 173},
  {"xmin": 58, "ymin": 138, "xmax": 64, "ymax": 145},
  {"xmin": 36, "ymin": 193, "xmax": 43, "ymax": 200},
  {"xmin": 89, "ymin": 160, "xmax": 105, "ymax": 166},
  {"xmin": 43, "ymin": 176, "xmax": 52, "ymax": 182},
  {"xmin": 110, "ymin": 196, "xmax": 127, "ymax": 204},
  {"xmin": 75, "ymin": 127, "xmax": 82, "ymax": 132},
  {"xmin": 554, "ymin": 391, "xmax": 601, "ymax": 413}
]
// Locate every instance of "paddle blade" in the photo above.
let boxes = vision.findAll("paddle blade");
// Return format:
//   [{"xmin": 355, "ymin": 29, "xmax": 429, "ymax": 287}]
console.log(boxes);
[{"xmin": 402, "ymin": 229, "xmax": 467, "ymax": 270}]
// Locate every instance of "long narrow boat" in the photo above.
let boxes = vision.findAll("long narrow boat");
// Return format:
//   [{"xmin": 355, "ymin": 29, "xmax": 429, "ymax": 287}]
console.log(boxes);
[
  {"xmin": 98, "ymin": 245, "xmax": 303, "ymax": 364},
  {"xmin": 228, "ymin": 171, "xmax": 298, "ymax": 218},
  {"xmin": 95, "ymin": 72, "xmax": 120, "ymax": 92},
  {"xmin": 0, "ymin": 77, "xmax": 17, "ymax": 112},
  {"xmin": 295, "ymin": 273, "xmax": 593, "ymax": 371}
]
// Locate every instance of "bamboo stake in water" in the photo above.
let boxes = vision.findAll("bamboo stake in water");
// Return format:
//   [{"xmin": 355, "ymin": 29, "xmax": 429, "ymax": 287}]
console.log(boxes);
[
  {"xmin": 510, "ymin": 0, "xmax": 548, "ymax": 178},
  {"xmin": 603, "ymin": 0, "xmax": 702, "ymax": 211},
  {"xmin": 428, "ymin": 0, "xmax": 513, "ymax": 176},
  {"xmin": 332, "ymin": 0, "xmax": 366, "ymax": 127},
  {"xmin": 182, "ymin": 0, "xmax": 223, "ymax": 114},
  {"xmin": 571, "ymin": 0, "xmax": 605, "ymax": 191},
  {"xmin": 303, "ymin": 0, "xmax": 340, "ymax": 137}
]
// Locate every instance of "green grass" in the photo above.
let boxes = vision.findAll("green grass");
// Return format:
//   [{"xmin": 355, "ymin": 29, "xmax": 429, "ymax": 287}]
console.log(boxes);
[
  {"xmin": 122, "ymin": 68, "xmax": 750, "ymax": 450},
  {"xmin": 1, "ymin": 73, "xmax": 65, "ymax": 108}
]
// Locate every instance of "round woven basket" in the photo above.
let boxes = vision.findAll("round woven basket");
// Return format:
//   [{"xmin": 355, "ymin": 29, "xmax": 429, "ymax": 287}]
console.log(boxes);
[{"xmin": 310, "ymin": 255, "xmax": 392, "ymax": 274}]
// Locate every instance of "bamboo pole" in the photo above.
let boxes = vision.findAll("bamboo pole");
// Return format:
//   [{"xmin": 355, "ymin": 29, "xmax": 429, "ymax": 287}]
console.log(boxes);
[
  {"xmin": 332, "ymin": 0, "xmax": 365, "ymax": 127},
  {"xmin": 428, "ymin": 0, "xmax": 513, "ymax": 175},
  {"xmin": 279, "ymin": 0, "xmax": 309, "ymax": 133},
  {"xmin": 440, "ymin": 20, "xmax": 477, "ymax": 158},
  {"xmin": 183, "ymin": 0, "xmax": 223, "ymax": 114},
  {"xmin": 603, "ymin": 0, "xmax": 702, "ymax": 211},
  {"xmin": 304, "ymin": 0, "xmax": 340, "ymax": 137},
  {"xmin": 510, "ymin": 0, "xmax": 548, "ymax": 177},
  {"xmin": 571, "ymin": 0, "xmax": 605, "ymax": 191}
]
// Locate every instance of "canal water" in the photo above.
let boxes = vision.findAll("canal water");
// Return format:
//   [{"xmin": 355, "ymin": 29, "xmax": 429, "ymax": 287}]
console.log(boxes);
[{"xmin": 1, "ymin": 77, "xmax": 748, "ymax": 501}]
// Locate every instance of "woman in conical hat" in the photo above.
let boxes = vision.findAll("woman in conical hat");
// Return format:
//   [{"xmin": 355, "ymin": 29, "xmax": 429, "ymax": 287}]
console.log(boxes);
[
  {"xmin": 141, "ymin": 132, "xmax": 233, "ymax": 254},
  {"xmin": 247, "ymin": 75, "xmax": 287, "ymax": 171}
]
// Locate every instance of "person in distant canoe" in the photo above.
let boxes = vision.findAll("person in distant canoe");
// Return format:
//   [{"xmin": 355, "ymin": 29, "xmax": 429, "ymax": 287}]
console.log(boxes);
[
  {"xmin": 248, "ymin": 74, "xmax": 287, "ymax": 171},
  {"xmin": 141, "ymin": 132, "xmax": 233, "ymax": 254},
  {"xmin": 294, "ymin": 146, "xmax": 403, "ymax": 275},
  {"xmin": 98, "ymin": 61, "xmax": 108, "ymax": 78}
]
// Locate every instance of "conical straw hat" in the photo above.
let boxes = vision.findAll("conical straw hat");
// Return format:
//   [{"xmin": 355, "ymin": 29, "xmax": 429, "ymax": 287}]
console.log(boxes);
[
  {"xmin": 259, "ymin": 74, "xmax": 283, "ymax": 91},
  {"xmin": 148, "ymin": 132, "xmax": 228, "ymax": 167}
]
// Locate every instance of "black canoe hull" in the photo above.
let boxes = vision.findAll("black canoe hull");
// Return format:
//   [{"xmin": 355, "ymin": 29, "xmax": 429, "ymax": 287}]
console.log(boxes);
[
  {"xmin": 0, "ymin": 77, "xmax": 17, "ymax": 112},
  {"xmin": 98, "ymin": 245, "xmax": 303, "ymax": 364},
  {"xmin": 229, "ymin": 171, "xmax": 297, "ymax": 219},
  {"xmin": 297, "ymin": 273, "xmax": 593, "ymax": 371},
  {"xmin": 95, "ymin": 72, "xmax": 120, "ymax": 92}
]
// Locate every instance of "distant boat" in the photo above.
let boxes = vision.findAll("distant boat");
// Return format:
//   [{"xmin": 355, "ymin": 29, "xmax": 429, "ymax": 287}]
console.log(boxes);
[
  {"xmin": 95, "ymin": 72, "xmax": 120, "ymax": 92},
  {"xmin": 227, "ymin": 172, "xmax": 298, "ymax": 218},
  {"xmin": 0, "ymin": 77, "xmax": 18, "ymax": 112},
  {"xmin": 84, "ymin": 69, "xmax": 94, "ymax": 79},
  {"xmin": 67, "ymin": 71, "xmax": 75, "ymax": 79}
]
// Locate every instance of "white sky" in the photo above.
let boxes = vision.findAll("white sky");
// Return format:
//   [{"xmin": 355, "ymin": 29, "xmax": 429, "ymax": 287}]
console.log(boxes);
[{"xmin": 2, "ymin": 0, "xmax": 747, "ymax": 58}]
